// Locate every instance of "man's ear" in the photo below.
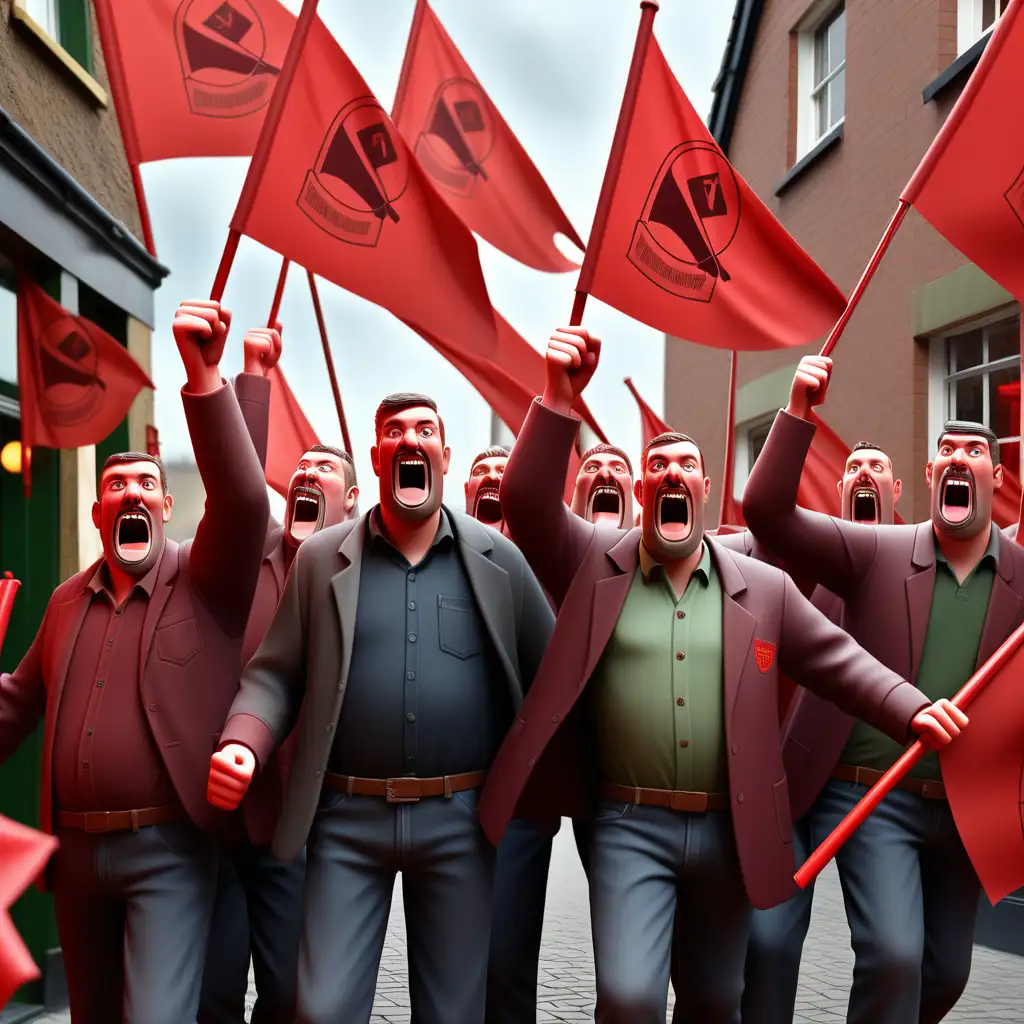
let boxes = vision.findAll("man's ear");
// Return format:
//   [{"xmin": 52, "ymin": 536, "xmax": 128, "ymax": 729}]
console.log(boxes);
[
  {"xmin": 463, "ymin": 480, "xmax": 469, "ymax": 501},
  {"xmin": 703, "ymin": 476, "xmax": 712, "ymax": 502},
  {"xmin": 893, "ymin": 479, "xmax": 902, "ymax": 504},
  {"xmin": 441, "ymin": 446, "xmax": 451, "ymax": 475},
  {"xmin": 345, "ymin": 486, "xmax": 359, "ymax": 511},
  {"xmin": 837, "ymin": 478, "xmax": 843, "ymax": 496},
  {"xmin": 91, "ymin": 501, "xmax": 101, "ymax": 531},
  {"xmin": 924, "ymin": 461, "xmax": 934, "ymax": 489},
  {"xmin": 162, "ymin": 494, "xmax": 174, "ymax": 522},
  {"xmin": 993, "ymin": 463, "xmax": 1004, "ymax": 490},
  {"xmin": 633, "ymin": 477, "xmax": 643, "ymax": 507},
  {"xmin": 370, "ymin": 446, "xmax": 380, "ymax": 478}
]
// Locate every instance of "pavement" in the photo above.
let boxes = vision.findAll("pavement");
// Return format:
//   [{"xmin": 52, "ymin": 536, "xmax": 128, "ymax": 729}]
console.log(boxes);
[{"xmin": 26, "ymin": 827, "xmax": 1024, "ymax": 1023}]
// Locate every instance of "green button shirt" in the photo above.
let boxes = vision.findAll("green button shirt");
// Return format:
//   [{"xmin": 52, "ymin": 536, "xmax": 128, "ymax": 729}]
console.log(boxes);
[
  {"xmin": 592, "ymin": 541, "xmax": 727, "ymax": 792},
  {"xmin": 841, "ymin": 524, "xmax": 999, "ymax": 780}
]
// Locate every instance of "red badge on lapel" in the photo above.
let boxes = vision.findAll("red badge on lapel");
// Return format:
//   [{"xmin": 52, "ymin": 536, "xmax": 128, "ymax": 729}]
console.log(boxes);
[{"xmin": 754, "ymin": 640, "xmax": 775, "ymax": 673}]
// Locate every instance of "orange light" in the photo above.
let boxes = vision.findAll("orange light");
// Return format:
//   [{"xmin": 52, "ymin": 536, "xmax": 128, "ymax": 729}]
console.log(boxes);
[{"xmin": 0, "ymin": 441, "xmax": 22, "ymax": 475}]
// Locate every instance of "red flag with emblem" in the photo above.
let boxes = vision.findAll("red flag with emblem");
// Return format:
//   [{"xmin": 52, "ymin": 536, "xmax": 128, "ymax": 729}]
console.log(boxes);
[
  {"xmin": 229, "ymin": 13, "xmax": 497, "ymax": 358},
  {"xmin": 579, "ymin": 29, "xmax": 845, "ymax": 349},
  {"xmin": 16, "ymin": 276, "xmax": 154, "ymax": 451},
  {"xmin": 92, "ymin": 0, "xmax": 296, "ymax": 164},
  {"xmin": 265, "ymin": 364, "xmax": 320, "ymax": 499},
  {"xmin": 391, "ymin": 0, "xmax": 584, "ymax": 273}
]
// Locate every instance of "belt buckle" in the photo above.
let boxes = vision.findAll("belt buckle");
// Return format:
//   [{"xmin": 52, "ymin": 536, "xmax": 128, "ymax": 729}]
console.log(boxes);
[
  {"xmin": 385, "ymin": 779, "xmax": 420, "ymax": 804},
  {"xmin": 84, "ymin": 811, "xmax": 111, "ymax": 834}
]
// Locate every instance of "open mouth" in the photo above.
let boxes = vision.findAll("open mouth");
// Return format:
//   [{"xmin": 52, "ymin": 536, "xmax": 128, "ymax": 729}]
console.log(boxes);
[
  {"xmin": 114, "ymin": 510, "xmax": 152, "ymax": 564},
  {"xmin": 474, "ymin": 486, "xmax": 502, "ymax": 524},
  {"xmin": 851, "ymin": 486, "xmax": 879, "ymax": 524},
  {"xmin": 394, "ymin": 452, "xmax": 430, "ymax": 508},
  {"xmin": 940, "ymin": 472, "xmax": 974, "ymax": 526},
  {"xmin": 656, "ymin": 488, "xmax": 691, "ymax": 542},
  {"xmin": 289, "ymin": 485, "xmax": 324, "ymax": 541},
  {"xmin": 588, "ymin": 484, "xmax": 622, "ymax": 526}
]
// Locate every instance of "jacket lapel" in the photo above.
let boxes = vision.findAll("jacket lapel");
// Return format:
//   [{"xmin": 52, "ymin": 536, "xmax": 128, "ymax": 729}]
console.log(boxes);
[
  {"xmin": 47, "ymin": 582, "xmax": 94, "ymax": 708},
  {"xmin": 977, "ymin": 532, "xmax": 1023, "ymax": 666},
  {"xmin": 708, "ymin": 539, "xmax": 755, "ymax": 723},
  {"xmin": 139, "ymin": 542, "xmax": 181, "ymax": 679},
  {"xmin": 905, "ymin": 524, "xmax": 936, "ymax": 684},
  {"xmin": 329, "ymin": 518, "xmax": 366, "ymax": 698},
  {"xmin": 268, "ymin": 536, "xmax": 287, "ymax": 597},
  {"xmin": 580, "ymin": 529, "xmax": 641, "ymax": 686}
]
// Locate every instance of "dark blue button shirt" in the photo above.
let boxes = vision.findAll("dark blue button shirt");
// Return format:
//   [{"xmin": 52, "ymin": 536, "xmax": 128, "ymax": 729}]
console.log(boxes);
[{"xmin": 329, "ymin": 507, "xmax": 510, "ymax": 778}]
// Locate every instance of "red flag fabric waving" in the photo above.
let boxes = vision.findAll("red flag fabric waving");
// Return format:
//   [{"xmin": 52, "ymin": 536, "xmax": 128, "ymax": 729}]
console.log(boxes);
[
  {"xmin": 902, "ymin": 0, "xmax": 1024, "ymax": 298},
  {"xmin": 994, "ymin": 463, "xmax": 1022, "ymax": 529},
  {"xmin": 391, "ymin": 0, "xmax": 584, "ymax": 273},
  {"xmin": 265, "ymin": 364, "xmax": 320, "ymax": 498},
  {"xmin": 16, "ymin": 276, "xmax": 153, "ymax": 450},
  {"xmin": 0, "ymin": 816, "xmax": 57, "ymax": 1009},
  {"xmin": 232, "ymin": 14, "xmax": 497, "ymax": 359},
  {"xmin": 92, "ymin": 0, "xmax": 296, "ymax": 164},
  {"xmin": 582, "ymin": 34, "xmax": 845, "ymax": 350}
]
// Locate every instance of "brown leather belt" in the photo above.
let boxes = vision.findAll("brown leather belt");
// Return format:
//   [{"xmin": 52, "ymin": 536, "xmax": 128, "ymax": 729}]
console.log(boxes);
[
  {"xmin": 57, "ymin": 804, "xmax": 184, "ymax": 834},
  {"xmin": 601, "ymin": 783, "xmax": 730, "ymax": 813},
  {"xmin": 324, "ymin": 770, "xmax": 487, "ymax": 803},
  {"xmin": 832, "ymin": 764, "xmax": 946, "ymax": 801}
]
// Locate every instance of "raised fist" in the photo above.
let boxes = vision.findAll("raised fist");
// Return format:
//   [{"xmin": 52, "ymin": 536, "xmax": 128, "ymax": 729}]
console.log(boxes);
[
  {"xmin": 207, "ymin": 742, "xmax": 256, "ymax": 811},
  {"xmin": 243, "ymin": 326, "xmax": 282, "ymax": 376},
  {"xmin": 542, "ymin": 326, "xmax": 601, "ymax": 414},
  {"xmin": 173, "ymin": 299, "xmax": 231, "ymax": 393},
  {"xmin": 786, "ymin": 355, "xmax": 832, "ymax": 420}
]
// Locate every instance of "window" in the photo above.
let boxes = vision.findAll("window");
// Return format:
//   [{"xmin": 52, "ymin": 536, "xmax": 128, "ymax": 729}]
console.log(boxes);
[
  {"xmin": 796, "ymin": 3, "xmax": 845, "ymax": 159},
  {"xmin": 15, "ymin": 0, "xmax": 93, "ymax": 72},
  {"xmin": 0, "ymin": 265, "xmax": 16, "ymax": 387},
  {"xmin": 943, "ymin": 313, "xmax": 1021, "ymax": 481},
  {"xmin": 958, "ymin": 0, "xmax": 1010, "ymax": 54},
  {"xmin": 748, "ymin": 420, "xmax": 773, "ymax": 468}
]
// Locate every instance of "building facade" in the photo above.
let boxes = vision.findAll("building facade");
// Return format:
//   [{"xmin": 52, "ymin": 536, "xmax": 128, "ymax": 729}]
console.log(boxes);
[
  {"xmin": 665, "ymin": 0, "xmax": 1019, "ymax": 953},
  {"xmin": 0, "ymin": 0, "xmax": 166, "ymax": 1012}
]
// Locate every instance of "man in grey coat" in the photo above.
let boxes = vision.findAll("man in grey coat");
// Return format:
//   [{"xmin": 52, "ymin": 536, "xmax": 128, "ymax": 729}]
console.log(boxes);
[{"xmin": 207, "ymin": 392, "xmax": 554, "ymax": 1024}]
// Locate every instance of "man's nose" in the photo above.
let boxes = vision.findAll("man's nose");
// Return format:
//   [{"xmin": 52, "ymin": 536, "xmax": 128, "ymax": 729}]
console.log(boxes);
[
  {"xmin": 665, "ymin": 466, "xmax": 684, "ymax": 484},
  {"xmin": 403, "ymin": 428, "xmax": 420, "ymax": 447},
  {"xmin": 304, "ymin": 468, "xmax": 317, "ymax": 482}
]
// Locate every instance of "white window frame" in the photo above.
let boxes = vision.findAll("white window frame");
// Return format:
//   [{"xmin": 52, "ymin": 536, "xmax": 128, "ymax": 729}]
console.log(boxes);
[
  {"xmin": 795, "ymin": 1, "xmax": 846, "ymax": 159},
  {"xmin": 733, "ymin": 414, "xmax": 775, "ymax": 500},
  {"xmin": 957, "ymin": 0, "xmax": 1010, "ymax": 55},
  {"xmin": 20, "ymin": 0, "xmax": 59, "ymax": 39}
]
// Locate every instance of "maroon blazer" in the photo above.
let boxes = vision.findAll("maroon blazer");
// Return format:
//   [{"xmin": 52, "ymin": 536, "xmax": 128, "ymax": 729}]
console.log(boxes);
[
  {"xmin": 744, "ymin": 410, "xmax": 1024, "ymax": 816},
  {"xmin": 0, "ymin": 384, "xmax": 269, "ymax": 867},
  {"xmin": 483, "ymin": 400, "xmax": 932, "ymax": 910}
]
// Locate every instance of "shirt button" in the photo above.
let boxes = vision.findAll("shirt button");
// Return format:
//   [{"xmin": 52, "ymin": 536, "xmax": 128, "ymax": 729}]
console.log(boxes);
[
  {"xmin": 676, "ymin": 698, "xmax": 685, "ymax": 707},
  {"xmin": 114, "ymin": 609, "xmax": 122, "ymax": 617},
  {"xmin": 408, "ymin": 573, "xmax": 416, "ymax": 582},
  {"xmin": 408, "ymin": 601, "xmax": 416, "ymax": 610},
  {"xmin": 408, "ymin": 756, "xmax": 416, "ymax": 766},
  {"xmin": 326, "ymin": 723, "xmax": 334, "ymax": 734},
  {"xmin": 528, "ymin": 758, "xmax": 536, "ymax": 767},
  {"xmin": 149, "ymin": 703, "xmax": 158, "ymax": 712},
  {"xmin": 408, "ymin": 633, "xmax": 417, "ymax": 643},
  {"xmin": 407, "ymin": 671, "xmax": 416, "ymax": 681},
  {"xmin": 676, "ymin": 652, "xmax": 685, "ymax": 661},
  {"xmin": 736, "ymin": 792, "xmax": 744, "ymax": 804},
  {"xmin": 676, "ymin": 610, "xmax": 685, "ymax": 619},
  {"xmin": 407, "ymin": 713, "xmax": 417, "ymax": 722},
  {"xmin": 86, "ymin": 728, "xmax": 93, "ymax": 736},
  {"xmin": 678, "ymin": 739, "xmax": 689, "ymax": 749},
  {"xmin": 96, "ymin": 680, "xmax": 103, "ymax": 687},
  {"xmin": 82, "ymin": 759, "xmax": 89, "ymax": 768},
  {"xmin": 107, "ymin": 638, "xmax": 114, "ymax": 647},
  {"xmin": 552, "ymin": 713, "xmax": 561, "ymax": 723},
  {"xmin": 731, "ymin": 743, "xmax": 738, "ymax": 755},
  {"xmin": 314, "ymin": 771, "xmax": 322, "ymax": 779}
]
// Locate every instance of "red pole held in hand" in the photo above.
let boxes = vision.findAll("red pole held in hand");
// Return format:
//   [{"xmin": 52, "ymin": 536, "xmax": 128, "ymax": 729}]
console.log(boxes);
[{"xmin": 0, "ymin": 574, "xmax": 21, "ymax": 662}]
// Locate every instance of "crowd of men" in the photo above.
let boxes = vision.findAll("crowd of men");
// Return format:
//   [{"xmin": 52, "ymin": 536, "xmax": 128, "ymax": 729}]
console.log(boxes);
[{"xmin": 0, "ymin": 302, "xmax": 1014, "ymax": 1024}]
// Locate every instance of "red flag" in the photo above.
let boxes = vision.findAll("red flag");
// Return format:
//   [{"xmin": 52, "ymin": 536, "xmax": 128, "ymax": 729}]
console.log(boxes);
[
  {"xmin": 264, "ymin": 364, "xmax": 320, "ymax": 499},
  {"xmin": 229, "ymin": 14, "xmax": 497, "ymax": 359},
  {"xmin": 994, "ymin": 463, "xmax": 1023, "ymax": 529},
  {"xmin": 0, "ymin": 816, "xmax": 57, "ymax": 1008},
  {"xmin": 391, "ymin": 0, "xmax": 583, "ymax": 273},
  {"xmin": 623, "ymin": 376, "xmax": 669, "ymax": 447},
  {"xmin": 902, "ymin": 0, "xmax": 1024, "ymax": 298},
  {"xmin": 16, "ymin": 276, "xmax": 153, "ymax": 451},
  {"xmin": 92, "ymin": 0, "xmax": 296, "ymax": 164},
  {"xmin": 580, "ymin": 29, "xmax": 845, "ymax": 349}
]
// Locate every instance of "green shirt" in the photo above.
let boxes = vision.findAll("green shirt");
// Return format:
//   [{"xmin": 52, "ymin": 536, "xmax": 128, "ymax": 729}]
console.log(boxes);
[
  {"xmin": 840, "ymin": 524, "xmax": 999, "ymax": 780},
  {"xmin": 592, "ymin": 541, "xmax": 727, "ymax": 792}
]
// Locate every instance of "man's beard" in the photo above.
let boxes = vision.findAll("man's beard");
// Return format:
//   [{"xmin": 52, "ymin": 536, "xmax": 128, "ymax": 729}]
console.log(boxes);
[
  {"xmin": 390, "ymin": 449, "xmax": 441, "ymax": 521},
  {"xmin": 932, "ymin": 467, "xmax": 987, "ymax": 538},
  {"xmin": 643, "ymin": 487, "xmax": 704, "ymax": 561},
  {"xmin": 109, "ymin": 507, "xmax": 163, "ymax": 576}
]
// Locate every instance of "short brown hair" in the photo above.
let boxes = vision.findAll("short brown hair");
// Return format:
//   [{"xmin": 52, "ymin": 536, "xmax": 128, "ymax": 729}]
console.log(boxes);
[
  {"xmin": 374, "ymin": 393, "xmax": 445, "ymax": 445},
  {"xmin": 471, "ymin": 445, "xmax": 510, "ymax": 469},
  {"xmin": 850, "ymin": 441, "xmax": 892, "ymax": 470},
  {"xmin": 581, "ymin": 443, "xmax": 633, "ymax": 479},
  {"xmin": 307, "ymin": 444, "xmax": 356, "ymax": 487},
  {"xmin": 640, "ymin": 432, "xmax": 704, "ymax": 474},
  {"xmin": 98, "ymin": 452, "xmax": 168, "ymax": 497},
  {"xmin": 937, "ymin": 420, "xmax": 1000, "ymax": 467}
]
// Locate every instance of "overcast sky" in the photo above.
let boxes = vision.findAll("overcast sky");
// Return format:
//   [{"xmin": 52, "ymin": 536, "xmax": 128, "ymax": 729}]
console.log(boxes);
[{"xmin": 144, "ymin": 0, "xmax": 734, "ymax": 519}]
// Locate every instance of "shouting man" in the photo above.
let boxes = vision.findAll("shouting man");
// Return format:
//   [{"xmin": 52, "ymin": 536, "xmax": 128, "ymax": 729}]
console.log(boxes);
[
  {"xmin": 465, "ymin": 445, "xmax": 511, "ymax": 536},
  {"xmin": 0, "ymin": 301, "xmax": 268, "ymax": 1023},
  {"xmin": 207, "ymin": 393, "xmax": 553, "ymax": 1023},
  {"xmin": 571, "ymin": 444, "xmax": 635, "ymax": 528},
  {"xmin": 743, "ymin": 355, "xmax": 1024, "ymax": 1024},
  {"xmin": 480, "ymin": 327, "xmax": 965, "ymax": 1024}
]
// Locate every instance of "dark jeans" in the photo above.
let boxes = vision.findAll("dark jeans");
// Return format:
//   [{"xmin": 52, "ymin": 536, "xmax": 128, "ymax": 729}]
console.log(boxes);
[
  {"xmin": 815, "ymin": 779, "xmax": 981, "ymax": 1024},
  {"xmin": 589, "ymin": 800, "xmax": 750, "ymax": 1024},
  {"xmin": 297, "ymin": 788, "xmax": 495, "ymax": 1024},
  {"xmin": 52, "ymin": 820, "xmax": 217, "ymax": 1024},
  {"xmin": 199, "ymin": 840, "xmax": 306, "ymax": 1024}
]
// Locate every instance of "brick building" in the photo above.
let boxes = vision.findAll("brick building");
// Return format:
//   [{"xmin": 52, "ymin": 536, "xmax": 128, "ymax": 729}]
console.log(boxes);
[
  {"xmin": 0, "ymin": 0, "xmax": 166, "ymax": 1014},
  {"xmin": 664, "ymin": 0, "xmax": 1019, "ymax": 953}
]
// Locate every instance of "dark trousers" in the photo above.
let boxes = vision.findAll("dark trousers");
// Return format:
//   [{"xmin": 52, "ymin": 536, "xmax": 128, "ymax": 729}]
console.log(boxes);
[
  {"xmin": 297, "ymin": 788, "xmax": 496, "ymax": 1024},
  {"xmin": 815, "ymin": 779, "xmax": 981, "ymax": 1024},
  {"xmin": 485, "ymin": 818, "xmax": 553, "ymax": 1024},
  {"xmin": 52, "ymin": 820, "xmax": 217, "ymax": 1024},
  {"xmin": 199, "ymin": 841, "xmax": 305, "ymax": 1024},
  {"xmin": 589, "ymin": 800, "xmax": 750, "ymax": 1024}
]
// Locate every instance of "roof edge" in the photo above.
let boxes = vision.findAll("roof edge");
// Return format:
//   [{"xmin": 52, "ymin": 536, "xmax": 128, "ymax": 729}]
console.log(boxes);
[{"xmin": 708, "ymin": 0, "xmax": 765, "ymax": 156}]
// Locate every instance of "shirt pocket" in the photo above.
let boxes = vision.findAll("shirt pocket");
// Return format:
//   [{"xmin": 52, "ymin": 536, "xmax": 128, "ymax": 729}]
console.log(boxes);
[
  {"xmin": 438, "ymin": 595, "xmax": 484, "ymax": 660},
  {"xmin": 155, "ymin": 617, "xmax": 203, "ymax": 667}
]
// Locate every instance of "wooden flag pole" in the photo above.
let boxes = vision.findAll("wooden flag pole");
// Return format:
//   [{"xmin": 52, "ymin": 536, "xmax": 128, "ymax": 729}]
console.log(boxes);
[
  {"xmin": 569, "ymin": 0, "xmax": 660, "ymax": 326},
  {"xmin": 266, "ymin": 258, "xmax": 290, "ymax": 328},
  {"xmin": 210, "ymin": 0, "xmax": 321, "ymax": 302},
  {"xmin": 307, "ymin": 271, "xmax": 353, "ymax": 456},
  {"xmin": 795, "ymin": 615, "xmax": 1024, "ymax": 888},
  {"xmin": 719, "ymin": 351, "xmax": 738, "ymax": 526}
]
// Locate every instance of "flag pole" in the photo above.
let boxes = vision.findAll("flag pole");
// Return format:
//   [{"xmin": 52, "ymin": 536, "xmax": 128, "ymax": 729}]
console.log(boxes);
[
  {"xmin": 307, "ymin": 271, "xmax": 353, "ymax": 456},
  {"xmin": 818, "ymin": 200, "xmax": 911, "ymax": 358},
  {"xmin": 795, "ymin": 614, "xmax": 1024, "ymax": 888},
  {"xmin": 390, "ymin": 0, "xmax": 427, "ymax": 122},
  {"xmin": 569, "ymin": 0, "xmax": 660, "ymax": 326},
  {"xmin": 0, "ymin": 573, "xmax": 20, "ymax": 662},
  {"xmin": 719, "ymin": 351, "xmax": 738, "ymax": 526},
  {"xmin": 91, "ymin": 0, "xmax": 156, "ymax": 255},
  {"xmin": 1017, "ymin": 316, "xmax": 1024, "ymax": 545},
  {"xmin": 210, "ymin": 0, "xmax": 321, "ymax": 302},
  {"xmin": 266, "ymin": 259, "xmax": 291, "ymax": 328}
]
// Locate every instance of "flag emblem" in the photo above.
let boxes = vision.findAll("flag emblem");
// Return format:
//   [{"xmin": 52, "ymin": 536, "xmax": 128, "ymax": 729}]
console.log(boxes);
[
  {"xmin": 299, "ymin": 98, "xmax": 410, "ymax": 248},
  {"xmin": 628, "ymin": 141, "xmax": 740, "ymax": 304},
  {"xmin": 754, "ymin": 639, "xmax": 775, "ymax": 673},
  {"xmin": 33, "ymin": 317, "xmax": 106, "ymax": 428},
  {"xmin": 1004, "ymin": 165, "xmax": 1024, "ymax": 233},
  {"xmin": 415, "ymin": 77, "xmax": 495, "ymax": 198},
  {"xmin": 173, "ymin": 0, "xmax": 280, "ymax": 119}
]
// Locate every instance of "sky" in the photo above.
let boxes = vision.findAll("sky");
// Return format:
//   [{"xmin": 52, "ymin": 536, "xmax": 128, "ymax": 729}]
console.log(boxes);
[{"xmin": 144, "ymin": 0, "xmax": 734, "ymax": 520}]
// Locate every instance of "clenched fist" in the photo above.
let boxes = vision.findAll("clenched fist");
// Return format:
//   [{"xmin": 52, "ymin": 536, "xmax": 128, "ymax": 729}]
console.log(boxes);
[
  {"xmin": 243, "ymin": 325, "xmax": 282, "ymax": 377},
  {"xmin": 541, "ymin": 326, "xmax": 601, "ymax": 415},
  {"xmin": 207, "ymin": 743, "xmax": 256, "ymax": 811},
  {"xmin": 786, "ymin": 355, "xmax": 832, "ymax": 420},
  {"xmin": 173, "ymin": 299, "xmax": 232, "ymax": 395}
]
